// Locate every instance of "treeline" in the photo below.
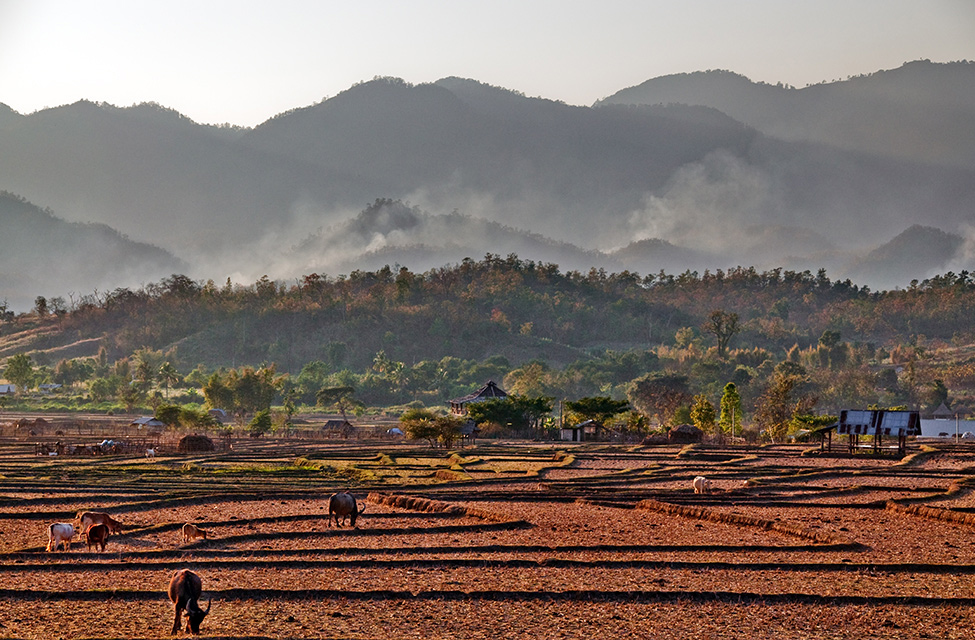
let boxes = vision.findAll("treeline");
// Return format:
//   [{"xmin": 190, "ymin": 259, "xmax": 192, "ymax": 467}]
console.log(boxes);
[
  {"xmin": 2, "ymin": 256, "xmax": 974, "ymax": 436},
  {"xmin": 13, "ymin": 256, "xmax": 975, "ymax": 370}
]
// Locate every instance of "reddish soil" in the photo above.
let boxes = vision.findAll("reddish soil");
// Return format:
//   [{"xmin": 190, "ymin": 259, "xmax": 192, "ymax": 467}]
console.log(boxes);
[{"xmin": 0, "ymin": 440, "xmax": 974, "ymax": 638}]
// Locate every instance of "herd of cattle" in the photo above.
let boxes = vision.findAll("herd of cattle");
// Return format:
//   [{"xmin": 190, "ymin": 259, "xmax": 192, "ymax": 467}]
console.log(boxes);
[
  {"xmin": 43, "ymin": 492, "xmax": 366, "ymax": 635},
  {"xmin": 40, "ymin": 476, "xmax": 719, "ymax": 634}
]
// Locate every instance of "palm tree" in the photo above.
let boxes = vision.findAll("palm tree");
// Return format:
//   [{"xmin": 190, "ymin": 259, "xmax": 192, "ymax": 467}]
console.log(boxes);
[{"xmin": 158, "ymin": 362, "xmax": 180, "ymax": 399}]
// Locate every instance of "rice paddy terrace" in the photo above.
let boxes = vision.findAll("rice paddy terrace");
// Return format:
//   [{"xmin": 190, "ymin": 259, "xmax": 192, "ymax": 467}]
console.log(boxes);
[{"xmin": 0, "ymin": 438, "xmax": 974, "ymax": 638}]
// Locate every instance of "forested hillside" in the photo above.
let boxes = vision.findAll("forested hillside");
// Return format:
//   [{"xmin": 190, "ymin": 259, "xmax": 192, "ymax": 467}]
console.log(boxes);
[
  {"xmin": 2, "ymin": 248, "xmax": 975, "ymax": 436},
  {"xmin": 0, "ymin": 191, "xmax": 186, "ymax": 310}
]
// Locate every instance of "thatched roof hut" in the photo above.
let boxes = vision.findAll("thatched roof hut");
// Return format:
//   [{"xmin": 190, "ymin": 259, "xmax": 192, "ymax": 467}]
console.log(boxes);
[{"xmin": 449, "ymin": 380, "xmax": 508, "ymax": 415}]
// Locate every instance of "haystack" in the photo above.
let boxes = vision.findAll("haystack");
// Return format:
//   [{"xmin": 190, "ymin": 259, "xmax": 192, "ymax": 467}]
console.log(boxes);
[
  {"xmin": 668, "ymin": 424, "xmax": 703, "ymax": 443},
  {"xmin": 177, "ymin": 434, "xmax": 215, "ymax": 453}
]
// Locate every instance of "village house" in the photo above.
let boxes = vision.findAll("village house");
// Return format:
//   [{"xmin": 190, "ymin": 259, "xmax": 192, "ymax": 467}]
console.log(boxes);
[
  {"xmin": 449, "ymin": 380, "xmax": 509, "ymax": 443},
  {"xmin": 560, "ymin": 419, "xmax": 602, "ymax": 442},
  {"xmin": 448, "ymin": 380, "xmax": 508, "ymax": 415}
]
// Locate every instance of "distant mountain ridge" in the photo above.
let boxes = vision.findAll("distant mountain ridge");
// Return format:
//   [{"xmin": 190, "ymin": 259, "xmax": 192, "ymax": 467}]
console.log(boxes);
[
  {"xmin": 0, "ymin": 60, "xmax": 973, "ymax": 305},
  {"xmin": 597, "ymin": 60, "xmax": 975, "ymax": 170},
  {"xmin": 0, "ymin": 191, "xmax": 186, "ymax": 310},
  {"xmin": 841, "ymin": 225, "xmax": 965, "ymax": 287}
]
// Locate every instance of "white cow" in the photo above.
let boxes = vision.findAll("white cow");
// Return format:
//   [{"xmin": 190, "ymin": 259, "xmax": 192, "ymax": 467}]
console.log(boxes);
[
  {"xmin": 47, "ymin": 522, "xmax": 76, "ymax": 552},
  {"xmin": 692, "ymin": 476, "xmax": 712, "ymax": 494},
  {"xmin": 145, "ymin": 448, "xmax": 156, "ymax": 458}
]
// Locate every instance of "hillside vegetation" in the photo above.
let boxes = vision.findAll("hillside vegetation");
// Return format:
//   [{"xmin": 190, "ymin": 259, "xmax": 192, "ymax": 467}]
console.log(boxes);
[{"xmin": 2, "ymin": 248, "xmax": 975, "ymax": 434}]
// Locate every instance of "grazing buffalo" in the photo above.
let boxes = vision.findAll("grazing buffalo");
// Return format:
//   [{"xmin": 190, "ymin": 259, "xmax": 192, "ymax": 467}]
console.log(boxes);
[
  {"xmin": 84, "ymin": 523, "xmax": 110, "ymax": 552},
  {"xmin": 692, "ymin": 476, "xmax": 713, "ymax": 494},
  {"xmin": 78, "ymin": 511, "xmax": 123, "ymax": 534},
  {"xmin": 181, "ymin": 523, "xmax": 209, "ymax": 543},
  {"xmin": 47, "ymin": 522, "xmax": 75, "ymax": 552},
  {"xmin": 168, "ymin": 569, "xmax": 211, "ymax": 635},
  {"xmin": 328, "ymin": 492, "xmax": 365, "ymax": 528}
]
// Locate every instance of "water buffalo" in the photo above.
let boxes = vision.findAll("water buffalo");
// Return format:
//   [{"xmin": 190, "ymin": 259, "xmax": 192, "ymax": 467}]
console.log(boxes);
[
  {"xmin": 328, "ymin": 492, "xmax": 365, "ymax": 528},
  {"xmin": 168, "ymin": 569, "xmax": 211, "ymax": 635}
]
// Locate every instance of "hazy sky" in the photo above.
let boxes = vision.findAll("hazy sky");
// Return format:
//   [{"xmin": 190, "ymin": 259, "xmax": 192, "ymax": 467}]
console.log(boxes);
[{"xmin": 1, "ymin": 0, "xmax": 973, "ymax": 127}]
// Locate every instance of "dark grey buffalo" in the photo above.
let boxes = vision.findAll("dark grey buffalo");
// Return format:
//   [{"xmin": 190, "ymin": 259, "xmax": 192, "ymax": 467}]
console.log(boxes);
[
  {"xmin": 168, "ymin": 569, "xmax": 211, "ymax": 635},
  {"xmin": 328, "ymin": 492, "xmax": 365, "ymax": 528}
]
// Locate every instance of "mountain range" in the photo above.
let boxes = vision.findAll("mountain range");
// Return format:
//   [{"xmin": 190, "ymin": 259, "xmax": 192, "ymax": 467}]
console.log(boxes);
[{"xmin": 1, "ymin": 60, "xmax": 973, "ymax": 311}]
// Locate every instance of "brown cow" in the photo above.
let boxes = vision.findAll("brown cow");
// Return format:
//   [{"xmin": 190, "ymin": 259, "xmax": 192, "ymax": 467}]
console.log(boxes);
[
  {"xmin": 181, "ymin": 523, "xmax": 209, "ymax": 543},
  {"xmin": 83, "ymin": 523, "xmax": 110, "ymax": 552},
  {"xmin": 78, "ymin": 511, "xmax": 123, "ymax": 534},
  {"xmin": 168, "ymin": 569, "xmax": 211, "ymax": 635}
]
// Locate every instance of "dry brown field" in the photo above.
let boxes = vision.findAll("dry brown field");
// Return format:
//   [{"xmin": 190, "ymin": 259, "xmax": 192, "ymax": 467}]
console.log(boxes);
[{"xmin": 1, "ymin": 437, "xmax": 974, "ymax": 639}]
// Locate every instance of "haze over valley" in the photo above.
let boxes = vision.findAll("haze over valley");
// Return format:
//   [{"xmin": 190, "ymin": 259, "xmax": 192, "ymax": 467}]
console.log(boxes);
[{"xmin": 1, "ymin": 60, "xmax": 974, "ymax": 311}]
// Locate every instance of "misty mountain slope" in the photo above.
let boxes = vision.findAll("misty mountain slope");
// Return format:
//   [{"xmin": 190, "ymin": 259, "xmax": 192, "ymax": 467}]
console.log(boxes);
[
  {"xmin": 242, "ymin": 78, "xmax": 480, "ymax": 193},
  {"xmin": 597, "ymin": 60, "xmax": 975, "ymax": 170},
  {"xmin": 271, "ymin": 198, "xmax": 620, "ymax": 278},
  {"xmin": 0, "ymin": 101, "xmax": 338, "ymax": 253},
  {"xmin": 0, "ymin": 191, "xmax": 186, "ymax": 310},
  {"xmin": 840, "ymin": 225, "xmax": 966, "ymax": 290},
  {"xmin": 239, "ymin": 76, "xmax": 759, "ymax": 246},
  {"xmin": 1, "ymin": 64, "xmax": 974, "ymax": 297},
  {"xmin": 272, "ymin": 199, "xmax": 848, "ymax": 286},
  {"xmin": 739, "ymin": 136, "xmax": 975, "ymax": 243},
  {"xmin": 608, "ymin": 238, "xmax": 714, "ymax": 275}
]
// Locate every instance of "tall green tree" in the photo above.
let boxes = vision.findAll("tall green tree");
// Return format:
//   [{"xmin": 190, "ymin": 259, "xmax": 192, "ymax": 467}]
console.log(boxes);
[
  {"xmin": 202, "ymin": 372, "xmax": 234, "ymax": 410},
  {"xmin": 925, "ymin": 379, "xmax": 950, "ymax": 412},
  {"xmin": 690, "ymin": 394, "xmax": 717, "ymax": 435},
  {"xmin": 316, "ymin": 385, "xmax": 364, "ymax": 421},
  {"xmin": 564, "ymin": 396, "xmax": 630, "ymax": 426},
  {"xmin": 158, "ymin": 362, "xmax": 180, "ymax": 399},
  {"xmin": 3, "ymin": 354, "xmax": 34, "ymax": 393},
  {"xmin": 229, "ymin": 365, "xmax": 282, "ymax": 420},
  {"xmin": 719, "ymin": 382, "xmax": 742, "ymax": 436},
  {"xmin": 754, "ymin": 363, "xmax": 816, "ymax": 443},
  {"xmin": 295, "ymin": 361, "xmax": 331, "ymax": 403}
]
